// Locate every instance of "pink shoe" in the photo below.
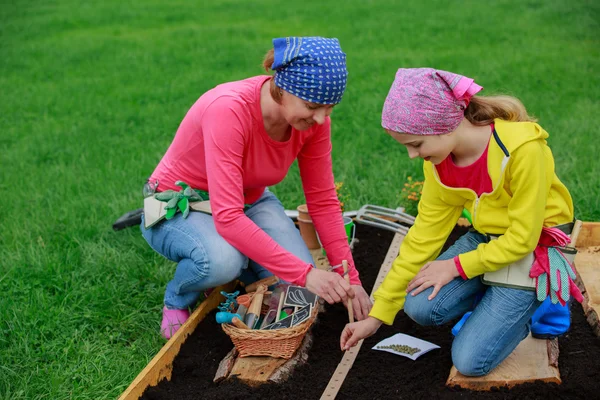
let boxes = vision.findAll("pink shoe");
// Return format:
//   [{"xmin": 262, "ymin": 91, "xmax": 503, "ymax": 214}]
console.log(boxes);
[{"xmin": 161, "ymin": 307, "xmax": 190, "ymax": 339}]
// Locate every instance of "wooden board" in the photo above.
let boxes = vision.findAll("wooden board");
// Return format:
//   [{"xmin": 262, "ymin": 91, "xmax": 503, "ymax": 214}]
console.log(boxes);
[
  {"xmin": 446, "ymin": 334, "xmax": 561, "ymax": 390},
  {"xmin": 574, "ymin": 222, "xmax": 600, "ymax": 336},
  {"xmin": 575, "ymin": 222, "xmax": 600, "ymax": 249},
  {"xmin": 575, "ymin": 247, "xmax": 600, "ymax": 336},
  {"xmin": 225, "ymin": 331, "xmax": 314, "ymax": 386},
  {"xmin": 228, "ymin": 356, "xmax": 289, "ymax": 387},
  {"xmin": 310, "ymin": 248, "xmax": 332, "ymax": 271},
  {"xmin": 118, "ymin": 281, "xmax": 237, "ymax": 400},
  {"xmin": 320, "ymin": 232, "xmax": 405, "ymax": 399}
]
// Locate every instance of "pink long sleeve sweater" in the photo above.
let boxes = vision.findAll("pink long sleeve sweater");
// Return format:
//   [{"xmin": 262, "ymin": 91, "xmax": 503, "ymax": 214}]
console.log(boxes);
[{"xmin": 150, "ymin": 76, "xmax": 359, "ymax": 286}]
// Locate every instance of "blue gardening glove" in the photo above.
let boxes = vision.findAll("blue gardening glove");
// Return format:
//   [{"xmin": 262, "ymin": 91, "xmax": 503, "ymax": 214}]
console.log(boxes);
[{"xmin": 154, "ymin": 181, "xmax": 206, "ymax": 220}]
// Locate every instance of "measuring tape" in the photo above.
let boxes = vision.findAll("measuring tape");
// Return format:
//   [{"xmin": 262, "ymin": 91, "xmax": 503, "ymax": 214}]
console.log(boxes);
[{"xmin": 320, "ymin": 232, "xmax": 405, "ymax": 399}]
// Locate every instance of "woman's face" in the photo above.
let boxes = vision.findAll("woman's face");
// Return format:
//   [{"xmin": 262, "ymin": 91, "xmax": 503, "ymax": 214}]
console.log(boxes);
[
  {"xmin": 280, "ymin": 90, "xmax": 335, "ymax": 131},
  {"xmin": 386, "ymin": 129, "xmax": 456, "ymax": 165}
]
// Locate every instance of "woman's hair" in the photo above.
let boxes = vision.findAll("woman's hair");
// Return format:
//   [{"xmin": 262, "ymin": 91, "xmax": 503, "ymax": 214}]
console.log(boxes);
[
  {"xmin": 262, "ymin": 49, "xmax": 283, "ymax": 104},
  {"xmin": 465, "ymin": 95, "xmax": 537, "ymax": 125}
]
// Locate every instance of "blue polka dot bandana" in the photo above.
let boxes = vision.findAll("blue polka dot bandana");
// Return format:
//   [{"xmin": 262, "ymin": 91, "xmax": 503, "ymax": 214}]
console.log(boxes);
[{"xmin": 272, "ymin": 37, "xmax": 348, "ymax": 105}]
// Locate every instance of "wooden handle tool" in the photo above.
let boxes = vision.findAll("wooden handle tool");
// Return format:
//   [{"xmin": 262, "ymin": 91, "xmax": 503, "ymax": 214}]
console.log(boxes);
[
  {"xmin": 342, "ymin": 260, "xmax": 354, "ymax": 323},
  {"xmin": 245, "ymin": 275, "xmax": 279, "ymax": 293},
  {"xmin": 570, "ymin": 220, "xmax": 583, "ymax": 248},
  {"xmin": 244, "ymin": 284, "xmax": 267, "ymax": 329},
  {"xmin": 231, "ymin": 317, "xmax": 249, "ymax": 329},
  {"xmin": 275, "ymin": 290, "xmax": 285, "ymax": 321}
]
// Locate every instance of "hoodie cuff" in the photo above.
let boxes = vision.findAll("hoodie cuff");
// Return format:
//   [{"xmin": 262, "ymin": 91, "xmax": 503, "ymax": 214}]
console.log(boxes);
[
  {"xmin": 458, "ymin": 251, "xmax": 482, "ymax": 279},
  {"xmin": 368, "ymin": 296, "xmax": 402, "ymax": 325},
  {"xmin": 454, "ymin": 256, "xmax": 468, "ymax": 280}
]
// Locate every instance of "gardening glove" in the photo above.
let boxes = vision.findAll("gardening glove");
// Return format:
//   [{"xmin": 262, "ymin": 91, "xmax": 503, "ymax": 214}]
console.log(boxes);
[
  {"xmin": 530, "ymin": 227, "xmax": 583, "ymax": 306},
  {"xmin": 548, "ymin": 248, "xmax": 583, "ymax": 305},
  {"xmin": 154, "ymin": 181, "xmax": 207, "ymax": 220}
]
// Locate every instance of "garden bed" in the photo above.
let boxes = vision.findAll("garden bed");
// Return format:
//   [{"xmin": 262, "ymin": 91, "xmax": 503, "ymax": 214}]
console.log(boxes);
[{"xmin": 139, "ymin": 224, "xmax": 600, "ymax": 399}]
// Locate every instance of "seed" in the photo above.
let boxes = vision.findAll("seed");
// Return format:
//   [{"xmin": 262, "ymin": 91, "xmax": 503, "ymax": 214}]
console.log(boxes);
[{"xmin": 377, "ymin": 344, "xmax": 421, "ymax": 355}]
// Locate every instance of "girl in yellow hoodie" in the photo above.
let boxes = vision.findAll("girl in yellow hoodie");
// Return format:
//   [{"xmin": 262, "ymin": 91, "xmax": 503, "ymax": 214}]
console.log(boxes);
[{"xmin": 340, "ymin": 68, "xmax": 581, "ymax": 376}]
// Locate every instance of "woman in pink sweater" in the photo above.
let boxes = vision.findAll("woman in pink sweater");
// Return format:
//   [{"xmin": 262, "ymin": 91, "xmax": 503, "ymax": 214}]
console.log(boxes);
[{"xmin": 141, "ymin": 37, "xmax": 371, "ymax": 338}]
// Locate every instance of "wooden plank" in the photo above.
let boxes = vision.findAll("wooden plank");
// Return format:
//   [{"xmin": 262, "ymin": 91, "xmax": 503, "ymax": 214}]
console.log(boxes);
[
  {"xmin": 228, "ymin": 356, "xmax": 288, "ymax": 387},
  {"xmin": 214, "ymin": 348, "xmax": 238, "ymax": 383},
  {"xmin": 310, "ymin": 248, "xmax": 332, "ymax": 271},
  {"xmin": 574, "ymin": 222, "xmax": 600, "ymax": 249},
  {"xmin": 446, "ymin": 334, "xmax": 561, "ymax": 390},
  {"xmin": 223, "ymin": 320, "xmax": 318, "ymax": 386},
  {"xmin": 574, "ymin": 240, "xmax": 600, "ymax": 336},
  {"xmin": 225, "ymin": 307, "xmax": 322, "ymax": 385},
  {"xmin": 320, "ymin": 232, "xmax": 405, "ymax": 400},
  {"xmin": 118, "ymin": 281, "xmax": 237, "ymax": 400},
  {"xmin": 547, "ymin": 338, "xmax": 559, "ymax": 368}
]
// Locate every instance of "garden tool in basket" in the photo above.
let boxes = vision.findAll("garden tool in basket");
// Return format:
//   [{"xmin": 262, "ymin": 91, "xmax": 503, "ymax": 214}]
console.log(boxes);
[{"xmin": 355, "ymin": 204, "xmax": 415, "ymax": 235}]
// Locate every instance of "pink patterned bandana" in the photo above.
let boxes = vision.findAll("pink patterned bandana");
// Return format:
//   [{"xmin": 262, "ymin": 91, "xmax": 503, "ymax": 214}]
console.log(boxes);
[{"xmin": 381, "ymin": 68, "xmax": 483, "ymax": 135}]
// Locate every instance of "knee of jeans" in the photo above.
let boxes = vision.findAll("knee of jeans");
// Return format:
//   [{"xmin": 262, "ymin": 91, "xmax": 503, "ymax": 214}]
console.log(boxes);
[
  {"xmin": 451, "ymin": 343, "xmax": 488, "ymax": 377},
  {"xmin": 404, "ymin": 292, "xmax": 439, "ymax": 326},
  {"xmin": 451, "ymin": 349, "xmax": 483, "ymax": 377},
  {"xmin": 205, "ymin": 247, "xmax": 246, "ymax": 284}
]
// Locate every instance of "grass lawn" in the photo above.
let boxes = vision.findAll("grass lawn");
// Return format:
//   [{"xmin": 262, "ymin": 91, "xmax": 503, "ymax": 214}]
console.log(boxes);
[{"xmin": 1, "ymin": 0, "xmax": 598, "ymax": 398}]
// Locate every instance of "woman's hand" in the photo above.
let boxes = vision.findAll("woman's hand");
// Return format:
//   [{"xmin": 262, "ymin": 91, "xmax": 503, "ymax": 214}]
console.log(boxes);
[
  {"xmin": 305, "ymin": 268, "xmax": 355, "ymax": 305},
  {"xmin": 350, "ymin": 285, "xmax": 372, "ymax": 321},
  {"xmin": 340, "ymin": 316, "xmax": 382, "ymax": 350},
  {"xmin": 406, "ymin": 259, "xmax": 459, "ymax": 300}
]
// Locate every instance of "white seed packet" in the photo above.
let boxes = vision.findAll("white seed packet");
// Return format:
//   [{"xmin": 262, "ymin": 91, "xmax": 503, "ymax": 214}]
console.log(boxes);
[{"xmin": 372, "ymin": 333, "xmax": 440, "ymax": 361}]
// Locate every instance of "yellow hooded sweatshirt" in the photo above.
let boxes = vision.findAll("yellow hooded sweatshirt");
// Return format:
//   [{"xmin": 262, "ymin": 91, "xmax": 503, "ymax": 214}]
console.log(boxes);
[{"xmin": 370, "ymin": 119, "xmax": 574, "ymax": 325}]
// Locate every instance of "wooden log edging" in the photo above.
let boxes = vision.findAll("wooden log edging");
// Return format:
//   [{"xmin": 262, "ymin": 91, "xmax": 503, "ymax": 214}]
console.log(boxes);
[
  {"xmin": 320, "ymin": 232, "xmax": 405, "ymax": 399},
  {"xmin": 573, "ymin": 222, "xmax": 600, "ymax": 337},
  {"xmin": 118, "ymin": 281, "xmax": 237, "ymax": 400}
]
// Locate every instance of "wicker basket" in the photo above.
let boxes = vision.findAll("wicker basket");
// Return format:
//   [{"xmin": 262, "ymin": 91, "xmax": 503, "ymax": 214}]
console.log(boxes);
[{"xmin": 222, "ymin": 295, "xmax": 318, "ymax": 359}]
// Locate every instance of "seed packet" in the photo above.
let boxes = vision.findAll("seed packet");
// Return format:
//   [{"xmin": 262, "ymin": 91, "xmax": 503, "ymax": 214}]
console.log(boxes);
[{"xmin": 372, "ymin": 333, "xmax": 440, "ymax": 361}]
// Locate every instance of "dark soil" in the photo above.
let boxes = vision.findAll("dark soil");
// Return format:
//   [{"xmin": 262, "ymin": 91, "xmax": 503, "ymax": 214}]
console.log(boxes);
[{"xmin": 140, "ymin": 224, "xmax": 600, "ymax": 400}]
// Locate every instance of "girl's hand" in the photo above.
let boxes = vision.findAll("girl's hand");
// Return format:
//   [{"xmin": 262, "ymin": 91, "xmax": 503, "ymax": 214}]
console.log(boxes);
[
  {"xmin": 340, "ymin": 317, "xmax": 382, "ymax": 350},
  {"xmin": 406, "ymin": 259, "xmax": 459, "ymax": 300},
  {"xmin": 350, "ymin": 285, "xmax": 372, "ymax": 321},
  {"xmin": 305, "ymin": 268, "xmax": 355, "ymax": 305}
]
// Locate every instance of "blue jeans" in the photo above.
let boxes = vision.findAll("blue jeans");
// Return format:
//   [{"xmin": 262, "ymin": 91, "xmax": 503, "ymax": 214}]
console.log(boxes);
[
  {"xmin": 404, "ymin": 231, "xmax": 541, "ymax": 376},
  {"xmin": 141, "ymin": 189, "xmax": 314, "ymax": 310}
]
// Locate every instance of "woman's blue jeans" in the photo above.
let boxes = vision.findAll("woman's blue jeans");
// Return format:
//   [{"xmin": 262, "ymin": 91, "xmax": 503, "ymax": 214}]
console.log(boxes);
[
  {"xmin": 141, "ymin": 189, "xmax": 314, "ymax": 310},
  {"xmin": 403, "ymin": 230, "xmax": 541, "ymax": 377}
]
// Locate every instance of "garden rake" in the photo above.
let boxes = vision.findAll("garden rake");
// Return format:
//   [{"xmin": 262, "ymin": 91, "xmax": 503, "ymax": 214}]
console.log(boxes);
[{"xmin": 355, "ymin": 204, "xmax": 415, "ymax": 235}]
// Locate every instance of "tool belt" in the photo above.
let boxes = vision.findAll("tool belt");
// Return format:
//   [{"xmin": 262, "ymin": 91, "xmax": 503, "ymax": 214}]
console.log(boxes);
[
  {"xmin": 142, "ymin": 180, "xmax": 212, "ymax": 229},
  {"xmin": 480, "ymin": 221, "xmax": 576, "ymax": 290}
]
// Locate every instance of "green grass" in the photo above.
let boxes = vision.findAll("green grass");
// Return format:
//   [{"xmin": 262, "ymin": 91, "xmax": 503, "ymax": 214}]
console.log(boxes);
[{"xmin": 1, "ymin": 0, "xmax": 598, "ymax": 398}]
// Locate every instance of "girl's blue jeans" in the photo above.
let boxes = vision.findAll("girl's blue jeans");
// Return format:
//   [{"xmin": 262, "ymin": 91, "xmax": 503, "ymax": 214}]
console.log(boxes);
[
  {"xmin": 403, "ymin": 230, "xmax": 541, "ymax": 377},
  {"xmin": 141, "ymin": 189, "xmax": 314, "ymax": 310}
]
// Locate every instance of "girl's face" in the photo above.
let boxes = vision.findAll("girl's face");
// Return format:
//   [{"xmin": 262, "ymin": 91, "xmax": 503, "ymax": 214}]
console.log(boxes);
[
  {"xmin": 386, "ymin": 129, "xmax": 456, "ymax": 165},
  {"xmin": 280, "ymin": 91, "xmax": 335, "ymax": 131}
]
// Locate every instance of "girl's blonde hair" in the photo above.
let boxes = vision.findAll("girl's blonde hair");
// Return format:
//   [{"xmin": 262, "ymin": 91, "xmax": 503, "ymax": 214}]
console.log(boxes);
[
  {"xmin": 465, "ymin": 95, "xmax": 537, "ymax": 126},
  {"xmin": 262, "ymin": 49, "xmax": 283, "ymax": 104}
]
